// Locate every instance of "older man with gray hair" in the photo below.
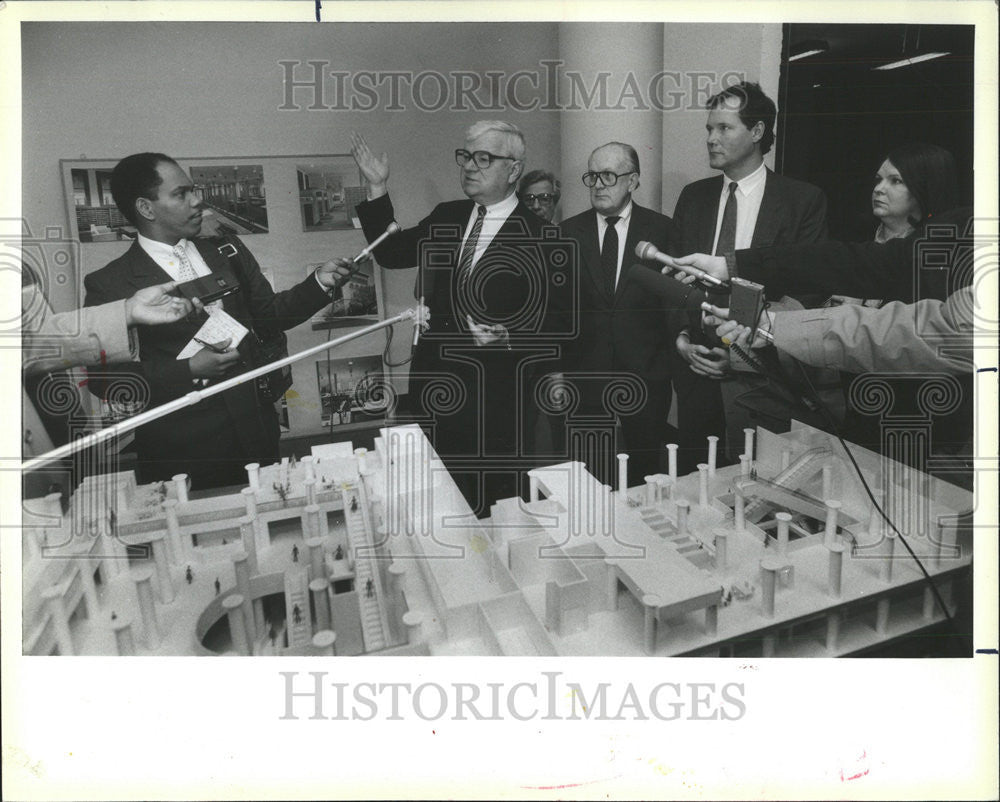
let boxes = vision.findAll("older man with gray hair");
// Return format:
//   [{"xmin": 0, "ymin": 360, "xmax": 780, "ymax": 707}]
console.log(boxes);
[
  {"xmin": 518, "ymin": 168, "xmax": 561, "ymax": 222},
  {"xmin": 351, "ymin": 121, "xmax": 571, "ymax": 515}
]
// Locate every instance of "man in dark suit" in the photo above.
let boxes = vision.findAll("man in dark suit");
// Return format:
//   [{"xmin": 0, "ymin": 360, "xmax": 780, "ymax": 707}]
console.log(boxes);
[
  {"xmin": 671, "ymin": 81, "xmax": 828, "ymax": 472},
  {"xmin": 560, "ymin": 142, "xmax": 678, "ymax": 487},
  {"xmin": 84, "ymin": 153, "xmax": 351, "ymax": 489},
  {"xmin": 350, "ymin": 123, "xmax": 573, "ymax": 516}
]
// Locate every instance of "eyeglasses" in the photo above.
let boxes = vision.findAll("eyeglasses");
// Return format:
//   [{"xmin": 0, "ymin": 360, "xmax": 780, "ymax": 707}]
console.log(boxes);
[
  {"xmin": 522, "ymin": 193, "xmax": 556, "ymax": 205},
  {"xmin": 582, "ymin": 170, "xmax": 636, "ymax": 188},
  {"xmin": 455, "ymin": 149, "xmax": 516, "ymax": 170}
]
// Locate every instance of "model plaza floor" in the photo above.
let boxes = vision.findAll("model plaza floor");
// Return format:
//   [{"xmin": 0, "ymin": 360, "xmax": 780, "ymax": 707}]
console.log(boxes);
[{"xmin": 22, "ymin": 422, "xmax": 972, "ymax": 657}]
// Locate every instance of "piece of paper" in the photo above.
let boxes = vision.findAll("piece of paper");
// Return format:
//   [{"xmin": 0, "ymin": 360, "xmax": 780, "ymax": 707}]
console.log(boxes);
[{"xmin": 175, "ymin": 307, "xmax": 249, "ymax": 359}]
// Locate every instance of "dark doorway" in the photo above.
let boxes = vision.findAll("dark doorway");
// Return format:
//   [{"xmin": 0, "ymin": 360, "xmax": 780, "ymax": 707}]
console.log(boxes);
[{"xmin": 778, "ymin": 24, "xmax": 974, "ymax": 241}]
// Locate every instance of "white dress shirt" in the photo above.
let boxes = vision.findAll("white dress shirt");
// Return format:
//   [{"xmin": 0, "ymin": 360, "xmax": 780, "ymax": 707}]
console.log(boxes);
[
  {"xmin": 460, "ymin": 192, "xmax": 520, "ymax": 272},
  {"xmin": 137, "ymin": 233, "xmax": 213, "ymax": 280},
  {"xmin": 711, "ymin": 161, "xmax": 767, "ymax": 254},
  {"xmin": 595, "ymin": 199, "xmax": 633, "ymax": 289}
]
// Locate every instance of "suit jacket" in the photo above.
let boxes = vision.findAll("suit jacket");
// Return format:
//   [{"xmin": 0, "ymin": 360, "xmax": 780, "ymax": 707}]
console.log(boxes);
[
  {"xmin": 355, "ymin": 192, "xmax": 573, "ymax": 511},
  {"xmin": 559, "ymin": 202, "xmax": 678, "ymax": 400},
  {"xmin": 673, "ymin": 168, "xmax": 829, "ymax": 256},
  {"xmin": 83, "ymin": 237, "xmax": 330, "ymax": 484},
  {"xmin": 355, "ymin": 193, "xmax": 570, "ymax": 438},
  {"xmin": 732, "ymin": 206, "xmax": 974, "ymax": 304}
]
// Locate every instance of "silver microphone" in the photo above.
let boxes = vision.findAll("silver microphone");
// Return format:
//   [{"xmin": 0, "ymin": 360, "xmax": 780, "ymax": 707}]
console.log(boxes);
[
  {"xmin": 354, "ymin": 221, "xmax": 401, "ymax": 263},
  {"xmin": 635, "ymin": 240, "xmax": 725, "ymax": 286}
]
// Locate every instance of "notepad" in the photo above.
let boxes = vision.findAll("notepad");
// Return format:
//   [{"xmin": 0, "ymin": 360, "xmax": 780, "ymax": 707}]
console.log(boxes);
[{"xmin": 176, "ymin": 308, "xmax": 250, "ymax": 360}]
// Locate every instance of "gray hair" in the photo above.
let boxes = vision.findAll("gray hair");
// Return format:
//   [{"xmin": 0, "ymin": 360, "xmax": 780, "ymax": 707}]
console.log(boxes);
[
  {"xmin": 519, "ymin": 169, "xmax": 561, "ymax": 198},
  {"xmin": 465, "ymin": 120, "xmax": 526, "ymax": 161}
]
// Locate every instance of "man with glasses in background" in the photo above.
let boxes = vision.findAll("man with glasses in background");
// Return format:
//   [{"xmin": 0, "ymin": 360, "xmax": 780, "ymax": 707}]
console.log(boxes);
[
  {"xmin": 350, "ymin": 122, "xmax": 570, "ymax": 516},
  {"xmin": 559, "ymin": 142, "xmax": 677, "ymax": 486},
  {"xmin": 518, "ymin": 169, "xmax": 561, "ymax": 223}
]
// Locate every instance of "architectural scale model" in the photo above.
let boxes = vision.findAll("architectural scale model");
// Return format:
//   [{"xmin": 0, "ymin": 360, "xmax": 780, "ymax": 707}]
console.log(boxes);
[{"xmin": 22, "ymin": 421, "xmax": 973, "ymax": 657}]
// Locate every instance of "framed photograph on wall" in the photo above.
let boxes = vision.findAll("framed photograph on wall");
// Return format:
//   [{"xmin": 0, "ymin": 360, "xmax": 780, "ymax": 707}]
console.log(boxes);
[
  {"xmin": 296, "ymin": 158, "xmax": 365, "ymax": 232},
  {"xmin": 186, "ymin": 163, "xmax": 268, "ymax": 234},
  {"xmin": 315, "ymin": 353, "xmax": 389, "ymax": 431},
  {"xmin": 308, "ymin": 257, "xmax": 382, "ymax": 329},
  {"xmin": 60, "ymin": 157, "xmax": 269, "ymax": 243}
]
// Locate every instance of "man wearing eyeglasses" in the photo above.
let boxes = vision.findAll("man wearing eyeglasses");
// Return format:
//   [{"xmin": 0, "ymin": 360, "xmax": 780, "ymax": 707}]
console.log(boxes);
[
  {"xmin": 559, "ymin": 142, "xmax": 678, "ymax": 487},
  {"xmin": 518, "ymin": 169, "xmax": 561, "ymax": 223},
  {"xmin": 350, "ymin": 121, "xmax": 568, "ymax": 516}
]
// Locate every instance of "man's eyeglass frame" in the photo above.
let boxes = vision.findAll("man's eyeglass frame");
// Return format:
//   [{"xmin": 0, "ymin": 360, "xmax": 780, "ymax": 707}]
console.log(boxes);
[
  {"xmin": 455, "ymin": 149, "xmax": 517, "ymax": 170},
  {"xmin": 582, "ymin": 170, "xmax": 637, "ymax": 188}
]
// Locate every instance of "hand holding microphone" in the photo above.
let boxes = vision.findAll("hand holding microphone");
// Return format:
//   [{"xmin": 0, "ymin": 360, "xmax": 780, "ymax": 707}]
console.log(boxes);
[
  {"xmin": 635, "ymin": 241, "xmax": 728, "ymax": 286},
  {"xmin": 354, "ymin": 221, "xmax": 401, "ymax": 264},
  {"xmin": 319, "ymin": 222, "xmax": 403, "ymax": 290}
]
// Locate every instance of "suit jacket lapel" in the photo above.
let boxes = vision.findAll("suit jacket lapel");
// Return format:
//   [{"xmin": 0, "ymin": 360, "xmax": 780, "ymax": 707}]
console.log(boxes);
[
  {"xmin": 700, "ymin": 176, "xmax": 724, "ymax": 253},
  {"xmin": 615, "ymin": 205, "xmax": 647, "ymax": 305},
  {"xmin": 125, "ymin": 239, "xmax": 173, "ymax": 288},
  {"xmin": 751, "ymin": 169, "xmax": 782, "ymax": 248},
  {"xmin": 581, "ymin": 212, "xmax": 613, "ymax": 306}
]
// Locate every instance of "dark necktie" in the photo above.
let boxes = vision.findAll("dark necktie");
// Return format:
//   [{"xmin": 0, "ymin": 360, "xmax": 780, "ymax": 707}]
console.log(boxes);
[
  {"xmin": 714, "ymin": 182, "xmax": 739, "ymax": 256},
  {"xmin": 601, "ymin": 215, "xmax": 621, "ymax": 294},
  {"xmin": 458, "ymin": 204, "xmax": 486, "ymax": 284}
]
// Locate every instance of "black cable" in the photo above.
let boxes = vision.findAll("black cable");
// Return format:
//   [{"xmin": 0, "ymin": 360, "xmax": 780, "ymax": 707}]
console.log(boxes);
[
  {"xmin": 382, "ymin": 320, "xmax": 414, "ymax": 368},
  {"xmin": 791, "ymin": 360, "xmax": 954, "ymax": 623},
  {"xmin": 724, "ymin": 310, "xmax": 954, "ymax": 622}
]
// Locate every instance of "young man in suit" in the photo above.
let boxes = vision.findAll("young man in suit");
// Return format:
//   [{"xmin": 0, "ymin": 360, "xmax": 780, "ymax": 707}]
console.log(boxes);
[
  {"xmin": 350, "ymin": 122, "xmax": 572, "ymax": 516},
  {"xmin": 559, "ymin": 142, "xmax": 678, "ymax": 486},
  {"xmin": 84, "ymin": 153, "xmax": 352, "ymax": 490},
  {"xmin": 671, "ymin": 81, "xmax": 828, "ymax": 472}
]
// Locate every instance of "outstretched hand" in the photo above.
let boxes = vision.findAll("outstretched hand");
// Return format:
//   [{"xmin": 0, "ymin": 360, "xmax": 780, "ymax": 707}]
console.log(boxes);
[
  {"xmin": 667, "ymin": 253, "xmax": 730, "ymax": 283},
  {"xmin": 125, "ymin": 282, "xmax": 194, "ymax": 326},
  {"xmin": 350, "ymin": 132, "xmax": 389, "ymax": 198}
]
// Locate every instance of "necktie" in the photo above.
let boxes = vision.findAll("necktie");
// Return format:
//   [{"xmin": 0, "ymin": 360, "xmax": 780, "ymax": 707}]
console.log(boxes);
[
  {"xmin": 457, "ymin": 205, "xmax": 486, "ymax": 284},
  {"xmin": 714, "ymin": 182, "xmax": 738, "ymax": 256},
  {"xmin": 601, "ymin": 215, "xmax": 621, "ymax": 294},
  {"xmin": 172, "ymin": 243, "xmax": 198, "ymax": 281}
]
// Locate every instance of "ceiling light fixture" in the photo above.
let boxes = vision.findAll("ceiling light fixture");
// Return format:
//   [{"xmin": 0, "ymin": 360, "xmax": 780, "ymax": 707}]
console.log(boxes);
[
  {"xmin": 874, "ymin": 51, "xmax": 950, "ymax": 70},
  {"xmin": 788, "ymin": 39, "xmax": 829, "ymax": 62}
]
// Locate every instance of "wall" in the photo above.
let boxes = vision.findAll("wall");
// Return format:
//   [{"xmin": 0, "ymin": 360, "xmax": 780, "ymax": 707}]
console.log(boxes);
[
  {"xmin": 22, "ymin": 21, "xmax": 563, "ymax": 436},
  {"xmin": 661, "ymin": 23, "xmax": 782, "ymax": 215},
  {"xmin": 21, "ymin": 21, "xmax": 782, "ymax": 437}
]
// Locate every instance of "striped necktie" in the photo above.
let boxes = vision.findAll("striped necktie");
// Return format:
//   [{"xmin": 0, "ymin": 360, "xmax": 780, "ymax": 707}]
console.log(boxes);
[{"xmin": 457, "ymin": 204, "xmax": 486, "ymax": 284}]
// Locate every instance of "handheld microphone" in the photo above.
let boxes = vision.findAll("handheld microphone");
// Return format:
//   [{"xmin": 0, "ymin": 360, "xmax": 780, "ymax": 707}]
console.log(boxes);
[
  {"xmin": 413, "ymin": 295, "xmax": 425, "ymax": 347},
  {"xmin": 635, "ymin": 241, "xmax": 726, "ymax": 287},
  {"xmin": 354, "ymin": 221, "xmax": 401, "ymax": 263}
]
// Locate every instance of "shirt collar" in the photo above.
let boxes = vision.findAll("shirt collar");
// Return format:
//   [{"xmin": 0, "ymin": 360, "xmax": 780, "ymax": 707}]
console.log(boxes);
[
  {"xmin": 724, "ymin": 161, "xmax": 767, "ymax": 195},
  {"xmin": 137, "ymin": 232, "xmax": 191, "ymax": 261},
  {"xmin": 479, "ymin": 192, "xmax": 520, "ymax": 217},
  {"xmin": 595, "ymin": 198, "xmax": 633, "ymax": 225}
]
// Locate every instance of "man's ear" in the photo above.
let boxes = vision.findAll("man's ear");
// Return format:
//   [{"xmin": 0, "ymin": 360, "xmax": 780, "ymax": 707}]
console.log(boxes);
[
  {"xmin": 509, "ymin": 159, "xmax": 524, "ymax": 186},
  {"xmin": 751, "ymin": 121, "xmax": 765, "ymax": 144},
  {"xmin": 135, "ymin": 197, "xmax": 155, "ymax": 222}
]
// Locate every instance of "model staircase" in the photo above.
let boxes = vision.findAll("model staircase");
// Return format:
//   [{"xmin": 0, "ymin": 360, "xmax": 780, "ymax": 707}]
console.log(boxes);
[
  {"xmin": 342, "ymin": 483, "xmax": 388, "ymax": 653},
  {"xmin": 743, "ymin": 447, "xmax": 831, "ymax": 522},
  {"xmin": 639, "ymin": 507, "xmax": 712, "ymax": 569},
  {"xmin": 283, "ymin": 566, "xmax": 312, "ymax": 649}
]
